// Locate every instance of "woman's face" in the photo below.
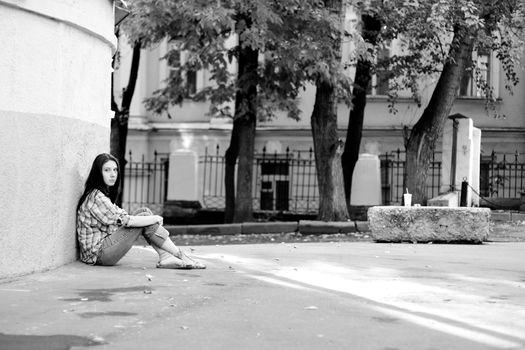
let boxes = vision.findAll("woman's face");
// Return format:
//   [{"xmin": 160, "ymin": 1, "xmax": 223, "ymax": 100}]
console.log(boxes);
[{"xmin": 102, "ymin": 160, "xmax": 118, "ymax": 187}]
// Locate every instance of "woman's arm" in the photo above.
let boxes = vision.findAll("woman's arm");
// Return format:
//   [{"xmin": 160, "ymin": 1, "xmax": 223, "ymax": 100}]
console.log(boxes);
[{"xmin": 127, "ymin": 215, "xmax": 163, "ymax": 228}]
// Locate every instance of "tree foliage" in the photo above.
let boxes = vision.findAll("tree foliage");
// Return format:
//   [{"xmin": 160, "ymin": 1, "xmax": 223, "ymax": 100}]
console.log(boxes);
[
  {"xmin": 122, "ymin": 0, "xmax": 348, "ymax": 121},
  {"xmin": 339, "ymin": 0, "xmax": 524, "ymax": 206},
  {"xmin": 122, "ymin": 0, "xmax": 350, "ymax": 221},
  {"xmin": 375, "ymin": 0, "xmax": 525, "ymax": 116},
  {"xmin": 372, "ymin": 0, "xmax": 525, "ymax": 203}
]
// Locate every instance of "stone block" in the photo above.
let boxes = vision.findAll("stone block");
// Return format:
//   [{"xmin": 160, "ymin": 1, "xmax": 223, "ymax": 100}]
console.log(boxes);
[
  {"xmin": 241, "ymin": 222, "xmax": 298, "ymax": 234},
  {"xmin": 298, "ymin": 220, "xmax": 356, "ymax": 235},
  {"xmin": 490, "ymin": 211, "xmax": 511, "ymax": 222},
  {"xmin": 368, "ymin": 206, "xmax": 490, "ymax": 243},
  {"xmin": 186, "ymin": 224, "xmax": 242, "ymax": 236}
]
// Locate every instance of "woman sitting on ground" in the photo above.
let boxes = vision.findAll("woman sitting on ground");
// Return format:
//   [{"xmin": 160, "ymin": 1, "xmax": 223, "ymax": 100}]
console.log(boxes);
[{"xmin": 76, "ymin": 153, "xmax": 205, "ymax": 269}]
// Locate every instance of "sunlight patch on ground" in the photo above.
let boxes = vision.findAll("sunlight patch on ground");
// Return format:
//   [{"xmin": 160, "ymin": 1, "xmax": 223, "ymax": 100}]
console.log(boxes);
[
  {"xmin": 201, "ymin": 253, "xmax": 525, "ymax": 349},
  {"xmin": 247, "ymin": 275, "xmax": 309, "ymax": 290}
]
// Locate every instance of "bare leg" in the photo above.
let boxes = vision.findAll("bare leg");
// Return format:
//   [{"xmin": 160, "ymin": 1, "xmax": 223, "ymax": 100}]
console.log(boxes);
[
  {"xmin": 134, "ymin": 207, "xmax": 205, "ymax": 269},
  {"xmin": 151, "ymin": 244, "xmax": 185, "ymax": 268},
  {"xmin": 160, "ymin": 239, "xmax": 206, "ymax": 269}
]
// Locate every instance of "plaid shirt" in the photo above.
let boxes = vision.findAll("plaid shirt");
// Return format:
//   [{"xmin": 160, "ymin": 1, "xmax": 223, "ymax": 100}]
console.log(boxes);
[{"xmin": 77, "ymin": 189, "xmax": 129, "ymax": 264}]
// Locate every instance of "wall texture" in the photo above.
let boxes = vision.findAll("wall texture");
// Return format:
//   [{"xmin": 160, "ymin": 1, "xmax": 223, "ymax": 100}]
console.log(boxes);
[{"xmin": 0, "ymin": 0, "xmax": 116, "ymax": 278}]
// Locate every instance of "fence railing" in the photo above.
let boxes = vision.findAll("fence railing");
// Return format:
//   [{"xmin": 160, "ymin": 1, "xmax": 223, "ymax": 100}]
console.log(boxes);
[
  {"xmin": 123, "ymin": 147, "xmax": 525, "ymax": 215},
  {"xmin": 380, "ymin": 149, "xmax": 442, "ymax": 205},
  {"xmin": 201, "ymin": 145, "xmax": 319, "ymax": 213},
  {"xmin": 482, "ymin": 151, "xmax": 525, "ymax": 198},
  {"xmin": 122, "ymin": 151, "xmax": 169, "ymax": 214},
  {"xmin": 200, "ymin": 146, "xmax": 525, "ymax": 212}
]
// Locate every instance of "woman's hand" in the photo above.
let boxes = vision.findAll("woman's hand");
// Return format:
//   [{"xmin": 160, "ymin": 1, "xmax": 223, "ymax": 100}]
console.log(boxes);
[{"xmin": 154, "ymin": 215, "xmax": 164, "ymax": 226}]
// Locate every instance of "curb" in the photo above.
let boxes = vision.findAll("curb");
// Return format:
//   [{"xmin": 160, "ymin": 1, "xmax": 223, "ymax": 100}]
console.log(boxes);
[
  {"xmin": 241, "ymin": 222, "xmax": 298, "ymax": 234},
  {"xmin": 165, "ymin": 220, "xmax": 370, "ymax": 236},
  {"xmin": 298, "ymin": 220, "xmax": 356, "ymax": 234}
]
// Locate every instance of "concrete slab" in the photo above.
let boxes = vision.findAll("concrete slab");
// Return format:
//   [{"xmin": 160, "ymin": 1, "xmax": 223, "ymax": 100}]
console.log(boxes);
[
  {"xmin": 491, "ymin": 211, "xmax": 512, "ymax": 222},
  {"xmin": 427, "ymin": 192, "xmax": 458, "ymax": 207},
  {"xmin": 355, "ymin": 221, "xmax": 370, "ymax": 233},
  {"xmin": 298, "ymin": 220, "xmax": 356, "ymax": 234},
  {"xmin": 186, "ymin": 224, "xmax": 242, "ymax": 235},
  {"xmin": 165, "ymin": 225, "xmax": 187, "ymax": 235},
  {"xmin": 241, "ymin": 222, "xmax": 298, "ymax": 234},
  {"xmin": 368, "ymin": 206, "xmax": 490, "ymax": 243}
]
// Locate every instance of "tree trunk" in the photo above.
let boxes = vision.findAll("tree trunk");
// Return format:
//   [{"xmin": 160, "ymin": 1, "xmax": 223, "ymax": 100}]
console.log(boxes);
[
  {"xmin": 110, "ymin": 41, "xmax": 141, "ymax": 206},
  {"xmin": 224, "ymin": 29, "xmax": 258, "ymax": 223},
  {"xmin": 224, "ymin": 115, "xmax": 256, "ymax": 223},
  {"xmin": 309, "ymin": 0, "xmax": 348, "ymax": 221},
  {"xmin": 224, "ymin": 119, "xmax": 240, "ymax": 223},
  {"xmin": 405, "ymin": 27, "xmax": 474, "ymax": 205},
  {"xmin": 311, "ymin": 80, "xmax": 349, "ymax": 221},
  {"xmin": 341, "ymin": 14, "xmax": 381, "ymax": 208},
  {"xmin": 233, "ymin": 113, "xmax": 256, "ymax": 222}
]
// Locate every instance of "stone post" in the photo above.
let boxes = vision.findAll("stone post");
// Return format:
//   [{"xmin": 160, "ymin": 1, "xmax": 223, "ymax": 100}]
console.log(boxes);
[
  {"xmin": 350, "ymin": 153, "xmax": 382, "ymax": 206},
  {"xmin": 167, "ymin": 143, "xmax": 199, "ymax": 201},
  {"xmin": 163, "ymin": 141, "xmax": 202, "ymax": 222},
  {"xmin": 441, "ymin": 114, "xmax": 481, "ymax": 206}
]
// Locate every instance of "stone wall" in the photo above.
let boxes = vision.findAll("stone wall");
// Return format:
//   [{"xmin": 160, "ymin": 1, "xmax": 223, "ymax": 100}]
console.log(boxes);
[{"xmin": 0, "ymin": 0, "xmax": 116, "ymax": 278}]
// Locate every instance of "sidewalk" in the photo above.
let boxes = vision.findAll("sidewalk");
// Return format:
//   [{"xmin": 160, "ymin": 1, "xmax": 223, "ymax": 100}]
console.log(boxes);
[{"xmin": 1, "ymin": 241, "xmax": 525, "ymax": 349}]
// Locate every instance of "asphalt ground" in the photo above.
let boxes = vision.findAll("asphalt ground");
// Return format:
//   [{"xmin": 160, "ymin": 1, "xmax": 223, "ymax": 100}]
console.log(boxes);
[{"xmin": 1, "ymin": 239, "xmax": 524, "ymax": 350}]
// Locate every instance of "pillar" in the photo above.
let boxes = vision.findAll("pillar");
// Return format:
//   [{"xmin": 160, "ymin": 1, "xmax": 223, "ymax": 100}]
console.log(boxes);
[
  {"xmin": 441, "ymin": 114, "xmax": 481, "ymax": 206},
  {"xmin": 350, "ymin": 153, "xmax": 382, "ymax": 206},
  {"xmin": 167, "ymin": 142, "xmax": 199, "ymax": 201}
]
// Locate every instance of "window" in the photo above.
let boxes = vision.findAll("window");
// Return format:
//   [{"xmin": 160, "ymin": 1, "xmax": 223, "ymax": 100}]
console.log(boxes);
[
  {"xmin": 459, "ymin": 52, "xmax": 490, "ymax": 98},
  {"xmin": 166, "ymin": 41, "xmax": 197, "ymax": 96},
  {"xmin": 367, "ymin": 47, "xmax": 390, "ymax": 96}
]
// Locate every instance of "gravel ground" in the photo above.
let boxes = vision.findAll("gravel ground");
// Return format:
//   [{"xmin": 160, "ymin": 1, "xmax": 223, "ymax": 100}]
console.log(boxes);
[{"xmin": 488, "ymin": 221, "xmax": 525, "ymax": 242}]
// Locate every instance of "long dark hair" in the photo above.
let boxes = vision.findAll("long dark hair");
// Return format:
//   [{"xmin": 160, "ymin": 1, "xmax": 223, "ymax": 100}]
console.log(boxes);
[{"xmin": 77, "ymin": 153, "xmax": 121, "ymax": 211}]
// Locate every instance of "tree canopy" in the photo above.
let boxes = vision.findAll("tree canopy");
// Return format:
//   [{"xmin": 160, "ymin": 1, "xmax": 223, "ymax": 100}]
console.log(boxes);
[
  {"xmin": 369, "ymin": 0, "xmax": 525, "ymax": 204},
  {"xmin": 121, "ymin": 0, "xmax": 352, "ymax": 122},
  {"xmin": 369, "ymin": 0, "xmax": 525, "ymax": 116}
]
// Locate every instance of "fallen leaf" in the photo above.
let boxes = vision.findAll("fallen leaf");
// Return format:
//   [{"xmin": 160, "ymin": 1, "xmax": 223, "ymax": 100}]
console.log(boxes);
[
  {"xmin": 304, "ymin": 306, "xmax": 318, "ymax": 310},
  {"xmin": 91, "ymin": 336, "xmax": 105, "ymax": 343}
]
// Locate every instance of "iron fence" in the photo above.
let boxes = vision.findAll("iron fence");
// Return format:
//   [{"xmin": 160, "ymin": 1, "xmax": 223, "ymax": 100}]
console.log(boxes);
[
  {"xmin": 201, "ymin": 145, "xmax": 319, "ymax": 214},
  {"xmin": 122, "ymin": 151, "xmax": 169, "ymax": 214},
  {"xmin": 201, "ymin": 146, "xmax": 443, "ymax": 211},
  {"xmin": 482, "ymin": 151, "xmax": 525, "ymax": 198},
  {"xmin": 200, "ymin": 146, "xmax": 525, "ymax": 212},
  {"xmin": 123, "ymin": 147, "xmax": 525, "ymax": 215},
  {"xmin": 380, "ymin": 149, "xmax": 442, "ymax": 205}
]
